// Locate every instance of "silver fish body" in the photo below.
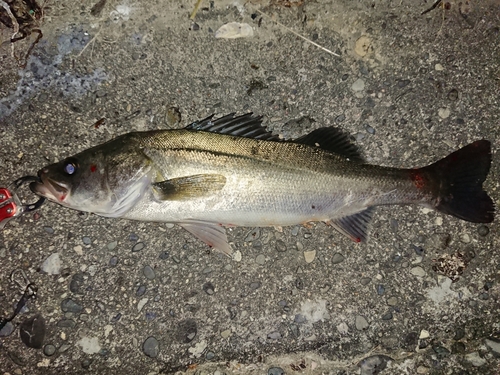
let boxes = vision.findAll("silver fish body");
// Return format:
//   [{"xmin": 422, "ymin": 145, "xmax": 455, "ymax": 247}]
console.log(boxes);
[{"xmin": 30, "ymin": 113, "xmax": 494, "ymax": 254}]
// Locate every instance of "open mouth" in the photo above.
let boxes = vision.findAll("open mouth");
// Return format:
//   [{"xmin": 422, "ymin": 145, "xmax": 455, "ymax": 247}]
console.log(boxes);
[{"xmin": 30, "ymin": 176, "xmax": 69, "ymax": 203}]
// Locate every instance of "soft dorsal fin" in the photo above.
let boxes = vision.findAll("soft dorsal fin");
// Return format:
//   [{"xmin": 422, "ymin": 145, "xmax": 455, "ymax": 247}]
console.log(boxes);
[
  {"xmin": 185, "ymin": 113, "xmax": 281, "ymax": 141},
  {"xmin": 294, "ymin": 127, "xmax": 364, "ymax": 162}
]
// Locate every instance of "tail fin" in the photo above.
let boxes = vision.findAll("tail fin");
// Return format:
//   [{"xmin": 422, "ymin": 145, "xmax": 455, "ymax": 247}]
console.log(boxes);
[{"xmin": 423, "ymin": 140, "xmax": 494, "ymax": 223}]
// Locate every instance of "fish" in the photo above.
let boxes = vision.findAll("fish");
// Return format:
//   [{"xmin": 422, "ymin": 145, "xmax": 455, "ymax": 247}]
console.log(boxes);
[{"xmin": 30, "ymin": 113, "xmax": 494, "ymax": 255}]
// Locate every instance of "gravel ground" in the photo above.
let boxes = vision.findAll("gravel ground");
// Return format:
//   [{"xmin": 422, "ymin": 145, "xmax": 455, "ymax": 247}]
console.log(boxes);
[{"xmin": 1, "ymin": 0, "xmax": 499, "ymax": 374}]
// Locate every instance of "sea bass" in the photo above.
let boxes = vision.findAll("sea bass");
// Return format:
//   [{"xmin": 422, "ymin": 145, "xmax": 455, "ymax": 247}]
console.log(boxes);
[{"xmin": 30, "ymin": 113, "xmax": 494, "ymax": 254}]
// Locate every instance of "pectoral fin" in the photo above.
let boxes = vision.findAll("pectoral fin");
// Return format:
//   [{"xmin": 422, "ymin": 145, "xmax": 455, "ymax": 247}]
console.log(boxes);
[
  {"xmin": 179, "ymin": 220, "xmax": 233, "ymax": 255},
  {"xmin": 329, "ymin": 207, "xmax": 375, "ymax": 242},
  {"xmin": 152, "ymin": 174, "xmax": 226, "ymax": 201}
]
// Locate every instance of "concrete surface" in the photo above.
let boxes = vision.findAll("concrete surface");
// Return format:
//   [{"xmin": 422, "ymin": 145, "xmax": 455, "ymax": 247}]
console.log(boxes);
[{"xmin": 1, "ymin": 0, "xmax": 499, "ymax": 374}]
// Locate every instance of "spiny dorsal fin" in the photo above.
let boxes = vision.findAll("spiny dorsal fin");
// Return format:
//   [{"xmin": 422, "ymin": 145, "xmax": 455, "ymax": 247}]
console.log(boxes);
[
  {"xmin": 152, "ymin": 174, "xmax": 226, "ymax": 201},
  {"xmin": 185, "ymin": 113, "xmax": 281, "ymax": 141},
  {"xmin": 294, "ymin": 127, "xmax": 364, "ymax": 162},
  {"xmin": 329, "ymin": 207, "xmax": 375, "ymax": 242}
]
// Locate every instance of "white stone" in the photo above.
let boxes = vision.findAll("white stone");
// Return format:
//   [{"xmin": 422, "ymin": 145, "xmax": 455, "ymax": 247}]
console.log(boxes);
[
  {"xmin": 77, "ymin": 336, "xmax": 101, "ymax": 354},
  {"xmin": 337, "ymin": 322, "xmax": 349, "ymax": 334},
  {"xmin": 137, "ymin": 298, "xmax": 148, "ymax": 312},
  {"xmin": 465, "ymin": 352, "xmax": 486, "ymax": 367},
  {"xmin": 351, "ymin": 78, "xmax": 365, "ymax": 92},
  {"xmin": 411, "ymin": 266, "xmax": 426, "ymax": 277},
  {"xmin": 304, "ymin": 250, "xmax": 316, "ymax": 263},
  {"xmin": 188, "ymin": 340, "xmax": 207, "ymax": 358},
  {"xmin": 419, "ymin": 329, "xmax": 430, "ymax": 339},
  {"xmin": 215, "ymin": 22, "xmax": 253, "ymax": 39},
  {"xmin": 435, "ymin": 63, "xmax": 444, "ymax": 71},
  {"xmin": 41, "ymin": 253, "xmax": 61, "ymax": 275},
  {"xmin": 438, "ymin": 107, "xmax": 451, "ymax": 119},
  {"xmin": 233, "ymin": 250, "xmax": 242, "ymax": 262}
]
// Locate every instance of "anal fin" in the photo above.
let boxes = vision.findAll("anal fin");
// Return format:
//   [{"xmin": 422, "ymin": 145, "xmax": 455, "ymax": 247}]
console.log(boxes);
[
  {"xmin": 329, "ymin": 207, "xmax": 375, "ymax": 243},
  {"xmin": 179, "ymin": 220, "xmax": 233, "ymax": 255}
]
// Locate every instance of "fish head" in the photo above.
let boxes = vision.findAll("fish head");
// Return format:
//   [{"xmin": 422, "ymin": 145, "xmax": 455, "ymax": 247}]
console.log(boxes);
[{"xmin": 30, "ymin": 135, "xmax": 153, "ymax": 217}]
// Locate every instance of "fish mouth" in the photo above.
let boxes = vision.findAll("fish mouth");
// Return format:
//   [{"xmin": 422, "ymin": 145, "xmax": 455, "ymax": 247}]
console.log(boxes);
[{"xmin": 30, "ymin": 175, "xmax": 69, "ymax": 203}]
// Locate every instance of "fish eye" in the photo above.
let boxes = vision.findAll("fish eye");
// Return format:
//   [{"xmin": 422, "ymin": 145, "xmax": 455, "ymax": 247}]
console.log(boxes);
[{"xmin": 63, "ymin": 160, "xmax": 78, "ymax": 175}]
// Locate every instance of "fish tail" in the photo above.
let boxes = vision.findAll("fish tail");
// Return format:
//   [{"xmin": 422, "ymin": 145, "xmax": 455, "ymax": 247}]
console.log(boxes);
[{"xmin": 418, "ymin": 140, "xmax": 494, "ymax": 223}]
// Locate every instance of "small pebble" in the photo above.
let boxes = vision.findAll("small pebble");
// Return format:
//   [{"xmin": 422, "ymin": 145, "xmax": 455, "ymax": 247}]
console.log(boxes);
[
  {"xmin": 206, "ymin": 351, "xmax": 215, "ymax": 360},
  {"xmin": 419, "ymin": 329, "xmax": 430, "ymax": 339},
  {"xmin": 132, "ymin": 242, "xmax": 145, "ymax": 252},
  {"xmin": 110, "ymin": 313, "xmax": 122, "ymax": 323},
  {"xmin": 411, "ymin": 266, "xmax": 426, "ymax": 277},
  {"xmin": 294, "ymin": 314, "xmax": 306, "ymax": 324},
  {"xmin": 303, "ymin": 232, "xmax": 312, "ymax": 239},
  {"xmin": 452, "ymin": 341, "xmax": 466, "ymax": 354},
  {"xmin": 454, "ymin": 327, "xmax": 465, "ymax": 340},
  {"xmin": 250, "ymin": 281, "xmax": 261, "ymax": 290},
  {"xmin": 245, "ymin": 228, "xmax": 261, "ymax": 242},
  {"xmin": 435, "ymin": 63, "xmax": 444, "ymax": 71},
  {"xmin": 331, "ymin": 253, "xmax": 345, "ymax": 264},
  {"xmin": 129, "ymin": 233, "xmax": 139, "ymax": 241},
  {"xmin": 381, "ymin": 311, "xmax": 393, "ymax": 320},
  {"xmin": 81, "ymin": 359, "xmax": 92, "ymax": 369},
  {"xmin": 267, "ymin": 331, "xmax": 281, "ymax": 340},
  {"xmin": 358, "ymin": 355, "xmax": 390, "ymax": 374},
  {"xmin": 485, "ymin": 338, "xmax": 500, "ymax": 355},
  {"xmin": 460, "ymin": 233, "xmax": 471, "ymax": 243},
  {"xmin": 335, "ymin": 114, "xmax": 346, "ymax": 123},
  {"xmin": 477, "ymin": 225, "xmax": 489, "ymax": 237},
  {"xmin": 351, "ymin": 78, "xmax": 365, "ymax": 92},
  {"xmin": 143, "ymin": 336, "xmax": 159, "ymax": 358},
  {"xmin": 109, "ymin": 256, "xmax": 118, "ymax": 267},
  {"xmin": 304, "ymin": 250, "xmax": 316, "ymax": 263},
  {"xmin": 377, "ymin": 284, "xmax": 385, "ymax": 295},
  {"xmin": 177, "ymin": 319, "xmax": 197, "ymax": 343},
  {"xmin": 387, "ymin": 296, "xmax": 398, "ymax": 306},
  {"xmin": 355, "ymin": 315, "xmax": 369, "ymax": 330},
  {"xmin": 143, "ymin": 265, "xmax": 155, "ymax": 280},
  {"xmin": 82, "ymin": 236, "xmax": 91, "ymax": 245},
  {"xmin": 159, "ymin": 251, "xmax": 169, "ymax": 260},
  {"xmin": 43, "ymin": 344, "xmax": 56, "ymax": 356},
  {"xmin": 61, "ymin": 298, "xmax": 83, "ymax": 313},
  {"xmin": 74, "ymin": 245, "xmax": 83, "ymax": 255},
  {"xmin": 465, "ymin": 352, "xmax": 486, "ymax": 367},
  {"xmin": 107, "ymin": 241, "xmax": 118, "ymax": 250},
  {"xmin": 221, "ymin": 329, "xmax": 231, "ymax": 339},
  {"xmin": 233, "ymin": 250, "xmax": 242, "ymax": 262},
  {"xmin": 291, "ymin": 226, "xmax": 299, "ymax": 236},
  {"xmin": 57, "ymin": 319, "xmax": 76, "ymax": 328},
  {"xmin": 447, "ymin": 88, "xmax": 459, "ymax": 101},
  {"xmin": 413, "ymin": 245, "xmax": 425, "ymax": 256},
  {"xmin": 360, "ymin": 277, "xmax": 371, "ymax": 286},
  {"xmin": 41, "ymin": 253, "xmax": 61, "ymax": 275},
  {"xmin": 137, "ymin": 298, "xmax": 148, "ymax": 312},
  {"xmin": 136, "ymin": 285, "xmax": 146, "ymax": 296},
  {"xmin": 255, "ymin": 254, "xmax": 266, "ymax": 265},
  {"xmin": 0, "ymin": 321, "xmax": 15, "ymax": 337},
  {"xmin": 44, "ymin": 226, "xmax": 54, "ymax": 234},
  {"xmin": 268, "ymin": 367, "xmax": 285, "ymax": 375},
  {"xmin": 365, "ymin": 124, "xmax": 375, "ymax": 134},
  {"xmin": 275, "ymin": 240, "xmax": 287, "ymax": 252},
  {"xmin": 203, "ymin": 282, "xmax": 215, "ymax": 295},
  {"xmin": 438, "ymin": 108, "xmax": 450, "ymax": 119}
]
